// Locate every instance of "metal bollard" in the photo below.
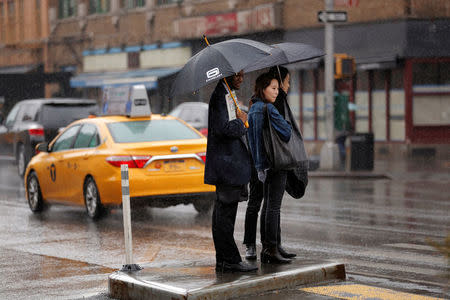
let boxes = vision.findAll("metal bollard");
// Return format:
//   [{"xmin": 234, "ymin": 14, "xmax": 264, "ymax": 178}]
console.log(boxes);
[{"xmin": 120, "ymin": 164, "xmax": 142, "ymax": 272}]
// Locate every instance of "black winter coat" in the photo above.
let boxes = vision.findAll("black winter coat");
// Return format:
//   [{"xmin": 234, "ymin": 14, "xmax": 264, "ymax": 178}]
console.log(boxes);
[{"xmin": 204, "ymin": 82, "xmax": 251, "ymax": 186}]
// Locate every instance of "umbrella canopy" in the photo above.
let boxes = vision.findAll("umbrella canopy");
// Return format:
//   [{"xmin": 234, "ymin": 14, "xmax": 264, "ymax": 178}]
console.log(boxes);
[
  {"xmin": 169, "ymin": 38, "xmax": 273, "ymax": 98},
  {"xmin": 243, "ymin": 42, "xmax": 325, "ymax": 73}
]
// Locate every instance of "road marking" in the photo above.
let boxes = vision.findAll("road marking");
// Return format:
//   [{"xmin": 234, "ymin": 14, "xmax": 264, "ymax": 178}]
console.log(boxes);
[{"xmin": 300, "ymin": 284, "xmax": 444, "ymax": 300}]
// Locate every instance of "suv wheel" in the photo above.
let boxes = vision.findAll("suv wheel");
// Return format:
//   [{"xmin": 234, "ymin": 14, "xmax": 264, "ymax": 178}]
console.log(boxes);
[
  {"xmin": 27, "ymin": 171, "xmax": 44, "ymax": 212},
  {"xmin": 84, "ymin": 177, "xmax": 104, "ymax": 220},
  {"xmin": 17, "ymin": 144, "xmax": 27, "ymax": 177}
]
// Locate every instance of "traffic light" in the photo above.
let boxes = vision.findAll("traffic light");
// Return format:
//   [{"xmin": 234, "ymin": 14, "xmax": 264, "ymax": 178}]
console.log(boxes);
[{"xmin": 334, "ymin": 53, "xmax": 355, "ymax": 79}]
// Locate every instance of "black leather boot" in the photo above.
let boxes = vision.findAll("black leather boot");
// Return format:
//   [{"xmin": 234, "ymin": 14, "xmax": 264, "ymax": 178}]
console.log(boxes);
[
  {"xmin": 278, "ymin": 245, "xmax": 296, "ymax": 258},
  {"xmin": 261, "ymin": 246, "xmax": 291, "ymax": 264}
]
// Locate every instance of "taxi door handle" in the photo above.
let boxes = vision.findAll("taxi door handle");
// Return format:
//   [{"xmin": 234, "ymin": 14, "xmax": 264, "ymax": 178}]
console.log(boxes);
[{"xmin": 83, "ymin": 153, "xmax": 89, "ymax": 160}]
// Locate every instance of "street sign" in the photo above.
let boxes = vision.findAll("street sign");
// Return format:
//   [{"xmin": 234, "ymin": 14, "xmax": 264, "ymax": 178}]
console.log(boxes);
[{"xmin": 318, "ymin": 10, "xmax": 348, "ymax": 23}]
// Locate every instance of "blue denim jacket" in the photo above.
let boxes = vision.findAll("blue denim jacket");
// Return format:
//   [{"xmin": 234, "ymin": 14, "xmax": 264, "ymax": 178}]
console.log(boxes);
[{"xmin": 247, "ymin": 97, "xmax": 292, "ymax": 171}]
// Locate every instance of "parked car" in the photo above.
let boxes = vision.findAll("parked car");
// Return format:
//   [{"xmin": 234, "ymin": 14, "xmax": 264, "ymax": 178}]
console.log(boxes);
[
  {"xmin": 24, "ymin": 114, "xmax": 215, "ymax": 220},
  {"xmin": 169, "ymin": 102, "xmax": 209, "ymax": 136},
  {"xmin": 0, "ymin": 98, "xmax": 99, "ymax": 176},
  {"xmin": 169, "ymin": 101, "xmax": 248, "ymax": 137}
]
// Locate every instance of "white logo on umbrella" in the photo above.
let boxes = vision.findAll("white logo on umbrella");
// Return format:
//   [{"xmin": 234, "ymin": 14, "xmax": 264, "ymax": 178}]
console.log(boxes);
[{"xmin": 206, "ymin": 67, "xmax": 222, "ymax": 82}]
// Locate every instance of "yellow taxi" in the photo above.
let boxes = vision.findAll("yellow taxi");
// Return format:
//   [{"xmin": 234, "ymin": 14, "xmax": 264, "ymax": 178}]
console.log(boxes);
[{"xmin": 24, "ymin": 85, "xmax": 215, "ymax": 219}]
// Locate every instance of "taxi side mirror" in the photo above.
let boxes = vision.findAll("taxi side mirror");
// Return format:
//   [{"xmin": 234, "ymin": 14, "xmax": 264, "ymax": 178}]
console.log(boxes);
[{"xmin": 36, "ymin": 142, "xmax": 49, "ymax": 153}]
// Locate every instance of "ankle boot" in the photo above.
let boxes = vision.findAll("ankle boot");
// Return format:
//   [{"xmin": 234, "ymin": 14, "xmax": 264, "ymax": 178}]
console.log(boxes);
[
  {"xmin": 261, "ymin": 246, "xmax": 291, "ymax": 264},
  {"xmin": 278, "ymin": 245, "xmax": 296, "ymax": 258}
]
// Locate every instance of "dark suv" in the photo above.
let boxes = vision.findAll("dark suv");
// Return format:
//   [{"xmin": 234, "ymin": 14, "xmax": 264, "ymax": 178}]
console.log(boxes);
[{"xmin": 0, "ymin": 98, "xmax": 99, "ymax": 176}]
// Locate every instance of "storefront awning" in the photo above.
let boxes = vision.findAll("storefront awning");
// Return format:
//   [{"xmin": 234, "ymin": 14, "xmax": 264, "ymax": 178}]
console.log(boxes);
[
  {"xmin": 70, "ymin": 67, "xmax": 181, "ymax": 89},
  {"xmin": 0, "ymin": 64, "xmax": 41, "ymax": 74},
  {"xmin": 356, "ymin": 54, "xmax": 398, "ymax": 70}
]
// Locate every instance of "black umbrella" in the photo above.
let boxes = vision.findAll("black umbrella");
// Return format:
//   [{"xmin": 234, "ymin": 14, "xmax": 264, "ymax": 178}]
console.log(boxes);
[
  {"xmin": 169, "ymin": 38, "xmax": 273, "ymax": 98},
  {"xmin": 243, "ymin": 42, "xmax": 324, "ymax": 73}
]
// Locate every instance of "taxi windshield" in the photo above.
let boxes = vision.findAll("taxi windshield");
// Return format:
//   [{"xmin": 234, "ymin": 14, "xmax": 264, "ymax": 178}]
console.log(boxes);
[{"xmin": 107, "ymin": 119, "xmax": 201, "ymax": 143}]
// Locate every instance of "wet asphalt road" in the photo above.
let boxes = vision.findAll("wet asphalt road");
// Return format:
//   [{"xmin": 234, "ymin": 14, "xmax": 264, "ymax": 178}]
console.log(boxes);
[{"xmin": 0, "ymin": 157, "xmax": 448, "ymax": 299}]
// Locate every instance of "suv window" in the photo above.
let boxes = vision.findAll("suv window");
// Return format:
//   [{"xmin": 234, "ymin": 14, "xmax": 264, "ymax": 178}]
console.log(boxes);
[
  {"xmin": 19, "ymin": 104, "xmax": 40, "ymax": 122},
  {"xmin": 38, "ymin": 103, "xmax": 98, "ymax": 129},
  {"xmin": 179, "ymin": 107, "xmax": 207, "ymax": 124},
  {"xmin": 107, "ymin": 119, "xmax": 201, "ymax": 143},
  {"xmin": 52, "ymin": 125, "xmax": 81, "ymax": 152},
  {"xmin": 5, "ymin": 104, "xmax": 21, "ymax": 127},
  {"xmin": 73, "ymin": 124, "xmax": 99, "ymax": 149}
]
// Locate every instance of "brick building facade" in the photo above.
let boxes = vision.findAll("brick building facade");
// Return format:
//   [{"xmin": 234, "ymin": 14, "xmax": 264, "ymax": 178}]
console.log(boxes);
[{"xmin": 1, "ymin": 0, "xmax": 449, "ymax": 158}]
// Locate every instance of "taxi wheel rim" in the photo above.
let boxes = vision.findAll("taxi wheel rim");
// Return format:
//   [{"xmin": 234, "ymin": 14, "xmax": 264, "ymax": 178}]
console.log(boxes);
[
  {"xmin": 85, "ymin": 181, "xmax": 98, "ymax": 216},
  {"xmin": 28, "ymin": 177, "xmax": 39, "ymax": 209}
]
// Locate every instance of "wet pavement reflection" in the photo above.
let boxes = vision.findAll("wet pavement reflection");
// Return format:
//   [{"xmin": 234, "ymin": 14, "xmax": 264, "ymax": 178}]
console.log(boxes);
[{"xmin": 0, "ymin": 158, "xmax": 448, "ymax": 299}]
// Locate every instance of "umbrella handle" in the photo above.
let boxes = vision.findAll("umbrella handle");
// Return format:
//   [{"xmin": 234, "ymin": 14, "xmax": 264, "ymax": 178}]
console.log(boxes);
[{"xmin": 223, "ymin": 78, "xmax": 249, "ymax": 128}]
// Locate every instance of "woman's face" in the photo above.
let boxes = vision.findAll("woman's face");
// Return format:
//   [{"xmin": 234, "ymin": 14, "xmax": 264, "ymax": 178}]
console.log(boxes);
[
  {"xmin": 263, "ymin": 79, "xmax": 279, "ymax": 103},
  {"xmin": 281, "ymin": 73, "xmax": 290, "ymax": 93}
]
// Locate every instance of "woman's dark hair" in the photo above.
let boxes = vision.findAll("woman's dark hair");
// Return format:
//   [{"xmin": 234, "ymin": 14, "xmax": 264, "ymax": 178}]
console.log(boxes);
[
  {"xmin": 269, "ymin": 66, "xmax": 290, "ymax": 84},
  {"xmin": 254, "ymin": 72, "xmax": 278, "ymax": 101}
]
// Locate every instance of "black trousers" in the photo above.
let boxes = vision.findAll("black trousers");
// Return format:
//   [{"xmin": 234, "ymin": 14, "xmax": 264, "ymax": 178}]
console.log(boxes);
[
  {"xmin": 243, "ymin": 168, "xmax": 286, "ymax": 247},
  {"xmin": 212, "ymin": 185, "xmax": 243, "ymax": 264},
  {"xmin": 261, "ymin": 169, "xmax": 287, "ymax": 247},
  {"xmin": 243, "ymin": 166, "xmax": 264, "ymax": 245}
]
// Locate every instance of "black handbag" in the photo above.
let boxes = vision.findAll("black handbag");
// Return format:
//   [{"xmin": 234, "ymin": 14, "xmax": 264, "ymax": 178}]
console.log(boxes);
[
  {"xmin": 262, "ymin": 102, "xmax": 309, "ymax": 171},
  {"xmin": 285, "ymin": 166, "xmax": 308, "ymax": 199}
]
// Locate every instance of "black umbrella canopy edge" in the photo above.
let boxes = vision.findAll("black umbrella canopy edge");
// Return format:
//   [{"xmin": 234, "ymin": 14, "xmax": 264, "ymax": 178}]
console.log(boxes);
[{"xmin": 169, "ymin": 38, "xmax": 274, "ymax": 98}]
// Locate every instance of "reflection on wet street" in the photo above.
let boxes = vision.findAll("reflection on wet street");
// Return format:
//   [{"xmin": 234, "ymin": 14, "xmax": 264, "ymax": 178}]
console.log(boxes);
[{"xmin": 0, "ymin": 158, "xmax": 448, "ymax": 298}]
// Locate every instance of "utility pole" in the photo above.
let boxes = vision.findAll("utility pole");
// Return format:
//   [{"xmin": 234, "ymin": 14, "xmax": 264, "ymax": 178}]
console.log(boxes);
[{"xmin": 319, "ymin": 0, "xmax": 341, "ymax": 170}]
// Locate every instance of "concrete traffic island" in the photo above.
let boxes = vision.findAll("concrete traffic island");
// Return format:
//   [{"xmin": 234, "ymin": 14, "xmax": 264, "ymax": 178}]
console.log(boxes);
[{"xmin": 109, "ymin": 259, "xmax": 345, "ymax": 300}]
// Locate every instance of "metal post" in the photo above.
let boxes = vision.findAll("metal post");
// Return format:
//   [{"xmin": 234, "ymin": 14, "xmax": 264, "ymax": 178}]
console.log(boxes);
[
  {"xmin": 319, "ymin": 0, "xmax": 340, "ymax": 170},
  {"xmin": 120, "ymin": 164, "xmax": 142, "ymax": 272}
]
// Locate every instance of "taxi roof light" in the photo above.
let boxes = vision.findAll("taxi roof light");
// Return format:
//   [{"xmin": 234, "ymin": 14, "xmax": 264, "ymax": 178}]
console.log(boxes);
[{"xmin": 101, "ymin": 85, "xmax": 151, "ymax": 118}]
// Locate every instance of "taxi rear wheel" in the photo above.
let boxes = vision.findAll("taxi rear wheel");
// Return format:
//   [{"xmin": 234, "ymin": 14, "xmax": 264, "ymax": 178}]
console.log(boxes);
[
  {"xmin": 27, "ymin": 171, "xmax": 44, "ymax": 212},
  {"xmin": 84, "ymin": 177, "xmax": 104, "ymax": 220}
]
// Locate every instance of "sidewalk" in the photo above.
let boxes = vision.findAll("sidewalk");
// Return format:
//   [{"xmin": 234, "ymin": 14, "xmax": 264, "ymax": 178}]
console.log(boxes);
[
  {"xmin": 308, "ymin": 155, "xmax": 449, "ymax": 180},
  {"xmin": 109, "ymin": 259, "xmax": 345, "ymax": 300}
]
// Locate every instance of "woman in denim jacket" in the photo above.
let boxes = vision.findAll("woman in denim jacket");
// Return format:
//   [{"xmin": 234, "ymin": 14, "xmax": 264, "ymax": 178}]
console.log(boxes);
[{"xmin": 247, "ymin": 72, "xmax": 292, "ymax": 264}]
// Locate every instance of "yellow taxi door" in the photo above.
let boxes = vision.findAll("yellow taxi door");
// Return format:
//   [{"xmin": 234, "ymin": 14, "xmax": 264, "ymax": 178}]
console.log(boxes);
[
  {"xmin": 36, "ymin": 152, "xmax": 60, "ymax": 200},
  {"xmin": 67, "ymin": 124, "xmax": 101, "ymax": 205},
  {"xmin": 46, "ymin": 124, "xmax": 81, "ymax": 201}
]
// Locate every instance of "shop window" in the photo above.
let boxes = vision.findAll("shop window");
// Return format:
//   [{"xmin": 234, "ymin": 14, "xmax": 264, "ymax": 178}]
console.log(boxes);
[
  {"xmin": 0, "ymin": 3, "xmax": 4, "ymax": 43},
  {"xmin": 58, "ymin": 0, "xmax": 77, "ymax": 18},
  {"xmin": 355, "ymin": 71, "xmax": 369, "ymax": 133},
  {"xmin": 122, "ymin": 0, "xmax": 145, "ymax": 8},
  {"xmin": 287, "ymin": 71, "xmax": 301, "ymax": 132},
  {"xmin": 317, "ymin": 92, "xmax": 326, "ymax": 140},
  {"xmin": 301, "ymin": 70, "xmax": 315, "ymax": 140},
  {"xmin": 390, "ymin": 69, "xmax": 405, "ymax": 141},
  {"xmin": 316, "ymin": 69, "xmax": 326, "ymax": 140},
  {"xmin": 128, "ymin": 52, "xmax": 140, "ymax": 69},
  {"xmin": 372, "ymin": 70, "xmax": 386, "ymax": 141},
  {"xmin": 157, "ymin": 0, "xmax": 183, "ymax": 5},
  {"xmin": 412, "ymin": 62, "xmax": 450, "ymax": 86},
  {"xmin": 89, "ymin": 0, "xmax": 110, "ymax": 14},
  {"xmin": 7, "ymin": 1, "xmax": 14, "ymax": 15},
  {"xmin": 412, "ymin": 61, "xmax": 450, "ymax": 126}
]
